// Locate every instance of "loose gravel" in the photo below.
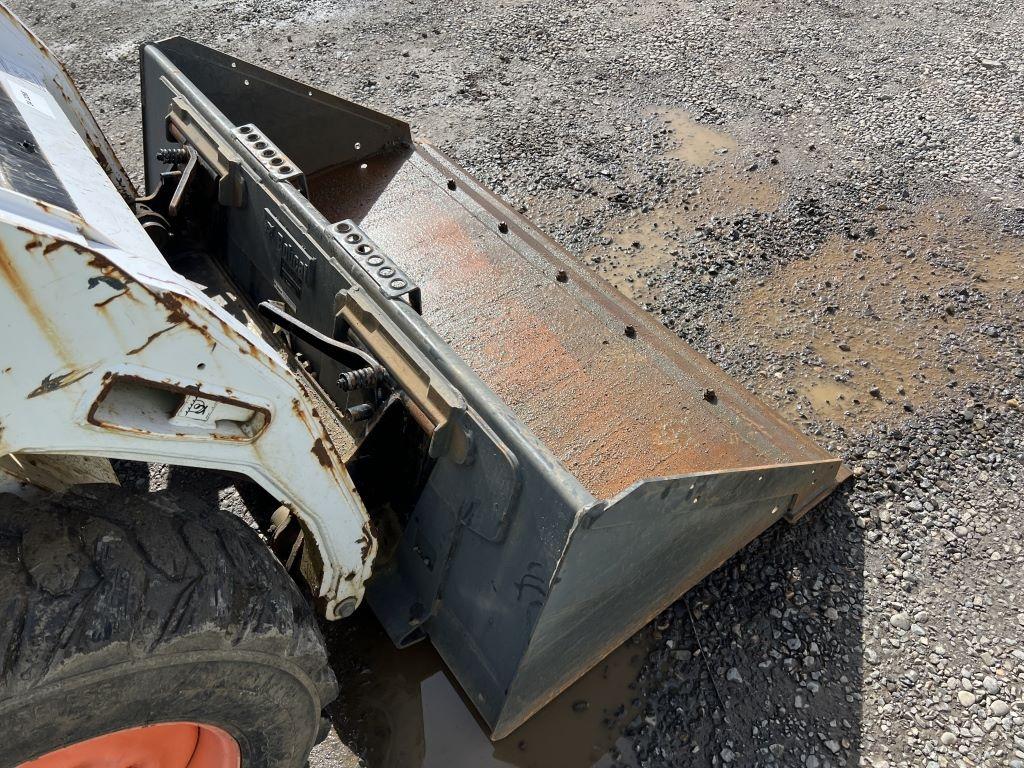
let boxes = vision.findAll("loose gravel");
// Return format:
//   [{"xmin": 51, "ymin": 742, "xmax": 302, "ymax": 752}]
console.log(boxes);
[{"xmin": 13, "ymin": 0, "xmax": 1023, "ymax": 765}]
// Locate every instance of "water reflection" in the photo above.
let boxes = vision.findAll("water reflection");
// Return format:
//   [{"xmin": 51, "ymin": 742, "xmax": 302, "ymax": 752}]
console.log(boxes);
[{"xmin": 323, "ymin": 609, "xmax": 645, "ymax": 768}]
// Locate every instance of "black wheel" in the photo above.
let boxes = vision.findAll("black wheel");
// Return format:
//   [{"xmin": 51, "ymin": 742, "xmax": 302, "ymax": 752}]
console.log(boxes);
[{"xmin": 0, "ymin": 485, "xmax": 338, "ymax": 767}]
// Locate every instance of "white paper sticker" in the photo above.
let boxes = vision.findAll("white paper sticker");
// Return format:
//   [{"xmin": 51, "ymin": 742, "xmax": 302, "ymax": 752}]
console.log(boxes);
[
  {"xmin": 177, "ymin": 395, "xmax": 217, "ymax": 423},
  {"xmin": 3, "ymin": 74, "xmax": 54, "ymax": 118}
]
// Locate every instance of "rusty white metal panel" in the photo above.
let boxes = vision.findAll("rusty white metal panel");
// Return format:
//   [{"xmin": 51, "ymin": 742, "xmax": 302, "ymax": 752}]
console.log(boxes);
[
  {"xmin": 0, "ymin": 7, "xmax": 159, "ymax": 262},
  {"xmin": 0, "ymin": 9, "xmax": 378, "ymax": 618},
  {"xmin": 0, "ymin": 5, "xmax": 134, "ymax": 200},
  {"xmin": 0, "ymin": 200, "xmax": 376, "ymax": 616}
]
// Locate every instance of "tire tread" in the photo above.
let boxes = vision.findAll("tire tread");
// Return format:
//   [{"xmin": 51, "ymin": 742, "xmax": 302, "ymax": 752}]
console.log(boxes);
[{"xmin": 0, "ymin": 485, "xmax": 338, "ymax": 711}]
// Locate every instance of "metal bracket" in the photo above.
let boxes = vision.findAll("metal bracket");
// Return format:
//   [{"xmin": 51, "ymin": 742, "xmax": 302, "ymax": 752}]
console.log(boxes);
[
  {"xmin": 166, "ymin": 145, "xmax": 199, "ymax": 218},
  {"xmin": 166, "ymin": 98, "xmax": 245, "ymax": 208},
  {"xmin": 264, "ymin": 210, "xmax": 315, "ymax": 299},
  {"xmin": 329, "ymin": 220, "xmax": 421, "ymax": 312},
  {"xmin": 256, "ymin": 299, "xmax": 383, "ymax": 375},
  {"xmin": 233, "ymin": 123, "xmax": 307, "ymax": 196}
]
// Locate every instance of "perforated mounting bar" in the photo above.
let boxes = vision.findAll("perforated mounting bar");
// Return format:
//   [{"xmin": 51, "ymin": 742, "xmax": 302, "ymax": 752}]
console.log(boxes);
[
  {"xmin": 233, "ymin": 123, "xmax": 306, "ymax": 195},
  {"xmin": 329, "ymin": 219, "xmax": 421, "ymax": 312}
]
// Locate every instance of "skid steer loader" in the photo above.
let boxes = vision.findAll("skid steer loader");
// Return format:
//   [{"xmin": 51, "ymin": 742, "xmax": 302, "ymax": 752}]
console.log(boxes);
[{"xmin": 0, "ymin": 6, "xmax": 847, "ymax": 766}]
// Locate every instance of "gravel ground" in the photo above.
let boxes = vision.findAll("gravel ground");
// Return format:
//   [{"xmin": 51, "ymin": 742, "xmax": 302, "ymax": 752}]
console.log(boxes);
[{"xmin": 12, "ymin": 0, "xmax": 1023, "ymax": 765}]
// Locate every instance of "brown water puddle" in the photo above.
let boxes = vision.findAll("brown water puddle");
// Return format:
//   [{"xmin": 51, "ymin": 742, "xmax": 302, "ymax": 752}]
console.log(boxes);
[
  {"xmin": 655, "ymin": 108, "xmax": 737, "ymax": 165},
  {"xmin": 587, "ymin": 109, "xmax": 783, "ymax": 300},
  {"xmin": 592, "ymin": 166, "xmax": 784, "ymax": 302},
  {"xmin": 720, "ymin": 200, "xmax": 1022, "ymax": 422},
  {"xmin": 324, "ymin": 610, "xmax": 645, "ymax": 768}
]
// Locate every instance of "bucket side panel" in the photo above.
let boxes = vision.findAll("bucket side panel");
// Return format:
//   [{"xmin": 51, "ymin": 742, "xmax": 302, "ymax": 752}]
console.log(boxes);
[{"xmin": 493, "ymin": 460, "xmax": 841, "ymax": 738}]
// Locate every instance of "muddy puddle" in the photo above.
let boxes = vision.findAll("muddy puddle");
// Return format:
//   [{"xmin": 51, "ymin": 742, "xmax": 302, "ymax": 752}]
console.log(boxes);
[
  {"xmin": 719, "ymin": 201, "xmax": 1022, "ymax": 422},
  {"xmin": 656, "ymin": 108, "xmax": 737, "ymax": 165},
  {"xmin": 593, "ymin": 165, "xmax": 784, "ymax": 301},
  {"xmin": 586, "ymin": 107, "xmax": 1021, "ymax": 427},
  {"xmin": 322, "ymin": 610, "xmax": 646, "ymax": 768},
  {"xmin": 588, "ymin": 108, "xmax": 787, "ymax": 301},
  {"xmin": 593, "ymin": 178, "xmax": 783, "ymax": 302}
]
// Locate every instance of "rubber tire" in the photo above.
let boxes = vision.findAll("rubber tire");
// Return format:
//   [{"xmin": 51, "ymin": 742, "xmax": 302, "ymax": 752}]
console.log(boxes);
[{"xmin": 0, "ymin": 485, "xmax": 338, "ymax": 767}]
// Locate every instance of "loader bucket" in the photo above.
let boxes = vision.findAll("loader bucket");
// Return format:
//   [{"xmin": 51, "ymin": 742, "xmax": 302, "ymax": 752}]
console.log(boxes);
[
  {"xmin": 139, "ymin": 39, "xmax": 848, "ymax": 739},
  {"xmin": 310, "ymin": 148, "xmax": 846, "ymax": 737}
]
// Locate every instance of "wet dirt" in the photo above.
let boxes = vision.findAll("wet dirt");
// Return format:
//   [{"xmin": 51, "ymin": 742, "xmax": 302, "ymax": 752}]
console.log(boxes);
[
  {"xmin": 321, "ymin": 609, "xmax": 646, "ymax": 768},
  {"xmin": 591, "ymin": 166, "xmax": 784, "ymax": 302},
  {"xmin": 586, "ymin": 115, "xmax": 1022, "ymax": 428},
  {"xmin": 586, "ymin": 109, "xmax": 783, "ymax": 303},
  {"xmin": 655, "ymin": 108, "xmax": 737, "ymax": 165},
  {"xmin": 719, "ymin": 200, "xmax": 1022, "ymax": 422}
]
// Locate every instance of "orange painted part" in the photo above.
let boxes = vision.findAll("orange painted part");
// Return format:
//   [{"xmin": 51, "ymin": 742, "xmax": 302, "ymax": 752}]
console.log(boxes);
[{"xmin": 19, "ymin": 723, "xmax": 240, "ymax": 768}]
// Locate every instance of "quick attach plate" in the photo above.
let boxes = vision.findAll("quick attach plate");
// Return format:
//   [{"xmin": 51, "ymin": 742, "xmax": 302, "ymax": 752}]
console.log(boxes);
[
  {"xmin": 330, "ymin": 220, "xmax": 421, "ymax": 311},
  {"xmin": 233, "ymin": 123, "xmax": 307, "ymax": 195},
  {"xmin": 265, "ymin": 210, "xmax": 316, "ymax": 300}
]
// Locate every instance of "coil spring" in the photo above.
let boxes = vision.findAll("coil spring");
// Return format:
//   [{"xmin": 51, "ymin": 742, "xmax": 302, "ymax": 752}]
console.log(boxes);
[
  {"xmin": 156, "ymin": 146, "xmax": 189, "ymax": 165},
  {"xmin": 338, "ymin": 365, "xmax": 386, "ymax": 392}
]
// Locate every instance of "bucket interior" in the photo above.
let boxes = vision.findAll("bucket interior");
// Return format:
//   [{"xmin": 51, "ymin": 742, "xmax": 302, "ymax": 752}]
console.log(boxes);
[{"xmin": 307, "ymin": 149, "xmax": 832, "ymax": 500}]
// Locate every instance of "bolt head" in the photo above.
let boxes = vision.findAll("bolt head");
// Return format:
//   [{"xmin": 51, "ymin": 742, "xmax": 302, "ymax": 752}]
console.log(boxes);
[{"xmin": 333, "ymin": 597, "xmax": 359, "ymax": 619}]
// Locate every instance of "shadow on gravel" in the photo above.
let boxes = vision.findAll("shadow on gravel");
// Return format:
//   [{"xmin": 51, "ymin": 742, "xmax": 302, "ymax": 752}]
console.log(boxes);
[
  {"xmin": 318, "ymin": 483, "xmax": 864, "ymax": 768},
  {"xmin": 622, "ymin": 484, "xmax": 865, "ymax": 767},
  {"xmin": 111, "ymin": 461, "xmax": 279, "ymax": 530}
]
